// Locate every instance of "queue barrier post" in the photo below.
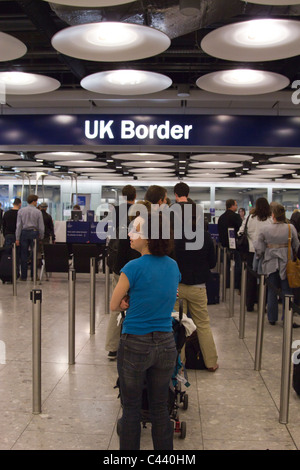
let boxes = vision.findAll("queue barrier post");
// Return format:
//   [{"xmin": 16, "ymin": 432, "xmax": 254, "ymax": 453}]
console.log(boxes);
[
  {"xmin": 68, "ymin": 268, "xmax": 76, "ymax": 365},
  {"xmin": 229, "ymin": 250, "xmax": 235, "ymax": 318},
  {"xmin": 239, "ymin": 260, "xmax": 247, "ymax": 339},
  {"xmin": 33, "ymin": 238, "xmax": 38, "ymax": 288},
  {"xmin": 90, "ymin": 257, "xmax": 96, "ymax": 335},
  {"xmin": 254, "ymin": 274, "xmax": 266, "ymax": 371},
  {"xmin": 279, "ymin": 295, "xmax": 294, "ymax": 424},
  {"xmin": 31, "ymin": 288, "xmax": 42, "ymax": 414},
  {"xmin": 105, "ymin": 253, "xmax": 110, "ymax": 315},
  {"xmin": 12, "ymin": 242, "xmax": 17, "ymax": 297},
  {"xmin": 222, "ymin": 247, "xmax": 227, "ymax": 302}
]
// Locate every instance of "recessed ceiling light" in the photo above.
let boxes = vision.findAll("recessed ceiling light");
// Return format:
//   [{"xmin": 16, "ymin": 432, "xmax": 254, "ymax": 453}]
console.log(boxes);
[
  {"xmin": 52, "ymin": 22, "xmax": 170, "ymax": 62},
  {"xmin": 34, "ymin": 152, "xmax": 97, "ymax": 161},
  {"xmin": 0, "ymin": 32, "xmax": 27, "ymax": 62},
  {"xmin": 190, "ymin": 154, "xmax": 253, "ymax": 162},
  {"xmin": 196, "ymin": 69, "xmax": 289, "ymax": 95},
  {"xmin": 81, "ymin": 70, "xmax": 172, "ymax": 95},
  {"xmin": 201, "ymin": 19, "xmax": 300, "ymax": 61},
  {"xmin": 269, "ymin": 155, "xmax": 300, "ymax": 163},
  {"xmin": 0, "ymin": 72, "xmax": 60, "ymax": 94},
  {"xmin": 122, "ymin": 161, "xmax": 173, "ymax": 168},
  {"xmin": 43, "ymin": 0, "xmax": 135, "ymax": 5},
  {"xmin": 112, "ymin": 153, "xmax": 174, "ymax": 161}
]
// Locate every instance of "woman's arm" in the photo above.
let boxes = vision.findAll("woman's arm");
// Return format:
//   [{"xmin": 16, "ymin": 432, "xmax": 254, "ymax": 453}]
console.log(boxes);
[{"xmin": 110, "ymin": 272, "xmax": 130, "ymax": 311}]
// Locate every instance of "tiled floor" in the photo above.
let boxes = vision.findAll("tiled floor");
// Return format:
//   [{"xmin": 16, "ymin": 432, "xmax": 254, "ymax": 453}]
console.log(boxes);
[{"xmin": 0, "ymin": 272, "xmax": 299, "ymax": 450}]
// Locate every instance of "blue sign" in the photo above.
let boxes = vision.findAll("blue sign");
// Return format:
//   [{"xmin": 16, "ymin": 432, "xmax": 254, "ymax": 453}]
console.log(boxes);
[
  {"xmin": 66, "ymin": 221, "xmax": 90, "ymax": 243},
  {"xmin": 0, "ymin": 114, "xmax": 300, "ymax": 149},
  {"xmin": 208, "ymin": 224, "xmax": 219, "ymax": 244},
  {"xmin": 90, "ymin": 222, "xmax": 106, "ymax": 244}
]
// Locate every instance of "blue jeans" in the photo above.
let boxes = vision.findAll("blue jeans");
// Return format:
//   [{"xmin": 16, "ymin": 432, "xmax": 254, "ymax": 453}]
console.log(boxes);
[
  {"xmin": 20, "ymin": 229, "xmax": 39, "ymax": 279},
  {"xmin": 267, "ymin": 271, "xmax": 292, "ymax": 323},
  {"xmin": 117, "ymin": 331, "xmax": 176, "ymax": 450}
]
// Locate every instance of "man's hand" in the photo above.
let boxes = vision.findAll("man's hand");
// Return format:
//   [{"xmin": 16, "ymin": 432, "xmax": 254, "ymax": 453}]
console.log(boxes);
[{"xmin": 15, "ymin": 240, "xmax": 20, "ymax": 246}]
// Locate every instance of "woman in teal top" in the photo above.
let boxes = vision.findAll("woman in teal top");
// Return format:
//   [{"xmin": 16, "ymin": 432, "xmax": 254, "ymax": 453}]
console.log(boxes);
[{"xmin": 110, "ymin": 212, "xmax": 181, "ymax": 450}]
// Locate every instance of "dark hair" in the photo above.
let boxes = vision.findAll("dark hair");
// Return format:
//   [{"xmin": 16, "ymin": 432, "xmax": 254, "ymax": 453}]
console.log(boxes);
[
  {"xmin": 147, "ymin": 212, "xmax": 174, "ymax": 257},
  {"xmin": 27, "ymin": 194, "xmax": 38, "ymax": 204},
  {"xmin": 174, "ymin": 182, "xmax": 189, "ymax": 198},
  {"xmin": 122, "ymin": 184, "xmax": 136, "ymax": 201},
  {"xmin": 290, "ymin": 210, "xmax": 300, "ymax": 232},
  {"xmin": 144, "ymin": 185, "xmax": 166, "ymax": 204},
  {"xmin": 13, "ymin": 198, "xmax": 21, "ymax": 205},
  {"xmin": 226, "ymin": 199, "xmax": 236, "ymax": 209},
  {"xmin": 272, "ymin": 203, "xmax": 286, "ymax": 223},
  {"xmin": 252, "ymin": 197, "xmax": 271, "ymax": 221},
  {"xmin": 73, "ymin": 204, "xmax": 80, "ymax": 210}
]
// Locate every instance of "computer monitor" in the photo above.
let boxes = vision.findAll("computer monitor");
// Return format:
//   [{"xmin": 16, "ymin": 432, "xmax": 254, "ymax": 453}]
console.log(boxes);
[{"xmin": 71, "ymin": 210, "xmax": 82, "ymax": 221}]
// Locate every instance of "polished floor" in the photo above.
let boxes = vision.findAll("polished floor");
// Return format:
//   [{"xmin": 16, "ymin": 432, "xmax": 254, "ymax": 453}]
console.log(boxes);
[{"xmin": 0, "ymin": 271, "xmax": 299, "ymax": 451}]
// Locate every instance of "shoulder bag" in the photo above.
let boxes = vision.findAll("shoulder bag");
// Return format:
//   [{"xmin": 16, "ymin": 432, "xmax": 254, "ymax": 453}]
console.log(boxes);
[
  {"xmin": 236, "ymin": 215, "xmax": 250, "ymax": 255},
  {"xmin": 286, "ymin": 224, "xmax": 300, "ymax": 288}
]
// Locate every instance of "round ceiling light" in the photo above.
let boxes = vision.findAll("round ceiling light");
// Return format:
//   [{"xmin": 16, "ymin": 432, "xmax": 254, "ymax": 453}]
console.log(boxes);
[
  {"xmin": 0, "ymin": 153, "xmax": 22, "ymax": 161},
  {"xmin": 34, "ymin": 152, "xmax": 97, "ymax": 161},
  {"xmin": 55, "ymin": 160, "xmax": 107, "ymax": 167},
  {"xmin": 249, "ymin": 168, "xmax": 293, "ymax": 175},
  {"xmin": 133, "ymin": 168, "xmax": 175, "ymax": 173},
  {"xmin": 190, "ymin": 153, "xmax": 253, "ymax": 162},
  {"xmin": 112, "ymin": 153, "xmax": 174, "ymax": 161},
  {"xmin": 196, "ymin": 69, "xmax": 289, "ymax": 95},
  {"xmin": 52, "ymin": 22, "xmax": 170, "ymax": 62},
  {"xmin": 122, "ymin": 161, "xmax": 174, "ymax": 168},
  {"xmin": 269, "ymin": 155, "xmax": 300, "ymax": 164},
  {"xmin": 0, "ymin": 32, "xmax": 27, "ymax": 62},
  {"xmin": 43, "ymin": 0, "xmax": 135, "ymax": 5},
  {"xmin": 201, "ymin": 19, "xmax": 300, "ymax": 61},
  {"xmin": 81, "ymin": 70, "xmax": 172, "ymax": 95},
  {"xmin": 0, "ymin": 72, "xmax": 60, "ymax": 94},
  {"xmin": 241, "ymin": 1, "xmax": 300, "ymax": 4},
  {"xmin": 189, "ymin": 161, "xmax": 242, "ymax": 169}
]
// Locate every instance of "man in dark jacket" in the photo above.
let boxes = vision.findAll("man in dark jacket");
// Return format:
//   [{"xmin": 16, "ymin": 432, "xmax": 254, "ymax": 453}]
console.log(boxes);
[
  {"xmin": 39, "ymin": 202, "xmax": 55, "ymax": 244},
  {"xmin": 218, "ymin": 198, "xmax": 242, "ymax": 290},
  {"xmin": 105, "ymin": 185, "xmax": 140, "ymax": 359},
  {"xmin": 173, "ymin": 182, "xmax": 218, "ymax": 371}
]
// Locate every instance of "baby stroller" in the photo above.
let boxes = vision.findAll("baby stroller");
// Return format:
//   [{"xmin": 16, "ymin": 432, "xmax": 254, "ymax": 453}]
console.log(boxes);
[{"xmin": 116, "ymin": 299, "xmax": 191, "ymax": 440}]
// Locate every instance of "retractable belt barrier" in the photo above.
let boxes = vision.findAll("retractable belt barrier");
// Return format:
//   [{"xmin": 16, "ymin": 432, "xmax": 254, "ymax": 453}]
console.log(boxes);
[{"xmin": 218, "ymin": 244, "xmax": 297, "ymax": 424}]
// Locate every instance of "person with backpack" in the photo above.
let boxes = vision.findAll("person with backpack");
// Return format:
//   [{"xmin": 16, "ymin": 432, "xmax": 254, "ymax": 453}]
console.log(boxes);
[{"xmin": 105, "ymin": 185, "xmax": 140, "ymax": 360}]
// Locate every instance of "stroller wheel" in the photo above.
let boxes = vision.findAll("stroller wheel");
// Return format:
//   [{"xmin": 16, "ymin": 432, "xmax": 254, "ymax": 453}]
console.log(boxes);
[
  {"xmin": 180, "ymin": 421, "xmax": 187, "ymax": 439},
  {"xmin": 182, "ymin": 393, "xmax": 188, "ymax": 410}
]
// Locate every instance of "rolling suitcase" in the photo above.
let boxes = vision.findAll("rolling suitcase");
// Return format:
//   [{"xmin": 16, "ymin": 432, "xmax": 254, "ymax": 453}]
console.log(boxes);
[
  {"xmin": 206, "ymin": 272, "xmax": 220, "ymax": 305},
  {"xmin": 0, "ymin": 246, "xmax": 13, "ymax": 283}
]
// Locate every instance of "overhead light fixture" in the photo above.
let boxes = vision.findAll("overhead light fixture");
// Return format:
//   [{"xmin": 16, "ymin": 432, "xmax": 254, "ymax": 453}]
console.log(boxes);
[
  {"xmin": 81, "ymin": 70, "xmax": 172, "ymax": 95},
  {"xmin": 122, "ymin": 161, "xmax": 174, "ymax": 168},
  {"xmin": 241, "ymin": 0, "xmax": 300, "ymax": 4},
  {"xmin": 269, "ymin": 155, "xmax": 300, "ymax": 163},
  {"xmin": 189, "ymin": 161, "xmax": 242, "ymax": 169},
  {"xmin": 34, "ymin": 152, "xmax": 97, "ymax": 161},
  {"xmin": 112, "ymin": 153, "xmax": 174, "ymax": 161},
  {"xmin": 201, "ymin": 19, "xmax": 300, "ymax": 61},
  {"xmin": 0, "ymin": 72, "xmax": 60, "ymax": 95},
  {"xmin": 179, "ymin": 0, "xmax": 201, "ymax": 16},
  {"xmin": 177, "ymin": 84, "xmax": 190, "ymax": 97},
  {"xmin": 196, "ymin": 69, "xmax": 289, "ymax": 95},
  {"xmin": 43, "ymin": 0, "xmax": 135, "ymax": 5},
  {"xmin": 0, "ymin": 32, "xmax": 27, "ymax": 62},
  {"xmin": 190, "ymin": 154, "xmax": 253, "ymax": 162},
  {"xmin": 54, "ymin": 160, "xmax": 107, "ymax": 167},
  {"xmin": 52, "ymin": 22, "xmax": 170, "ymax": 62}
]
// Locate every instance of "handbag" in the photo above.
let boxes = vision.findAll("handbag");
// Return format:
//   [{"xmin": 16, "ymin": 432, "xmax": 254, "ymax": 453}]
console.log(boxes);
[
  {"xmin": 236, "ymin": 215, "xmax": 250, "ymax": 254},
  {"xmin": 286, "ymin": 224, "xmax": 300, "ymax": 288}
]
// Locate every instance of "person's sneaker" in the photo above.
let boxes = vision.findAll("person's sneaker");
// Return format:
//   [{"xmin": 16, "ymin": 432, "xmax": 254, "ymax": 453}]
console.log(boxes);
[{"xmin": 108, "ymin": 351, "xmax": 117, "ymax": 360}]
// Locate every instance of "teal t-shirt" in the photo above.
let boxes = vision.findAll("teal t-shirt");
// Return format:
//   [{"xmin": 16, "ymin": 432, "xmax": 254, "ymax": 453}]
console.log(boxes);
[{"xmin": 120, "ymin": 254, "xmax": 181, "ymax": 335}]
